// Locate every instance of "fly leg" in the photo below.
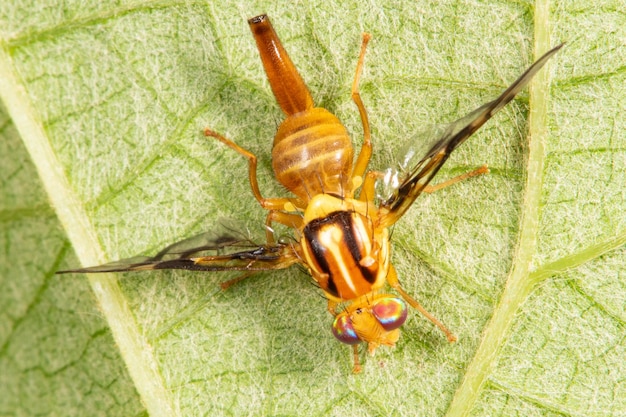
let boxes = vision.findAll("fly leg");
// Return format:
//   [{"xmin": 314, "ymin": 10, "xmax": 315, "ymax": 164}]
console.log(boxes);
[
  {"xmin": 203, "ymin": 129, "xmax": 304, "ymax": 287},
  {"xmin": 264, "ymin": 211, "xmax": 303, "ymax": 244},
  {"xmin": 423, "ymin": 164, "xmax": 489, "ymax": 193},
  {"xmin": 219, "ymin": 271, "xmax": 257, "ymax": 290},
  {"xmin": 359, "ymin": 163, "xmax": 488, "ymax": 203},
  {"xmin": 204, "ymin": 129, "xmax": 306, "ymax": 244},
  {"xmin": 387, "ymin": 265, "xmax": 457, "ymax": 342},
  {"xmin": 357, "ymin": 170, "xmax": 379, "ymax": 203},
  {"xmin": 349, "ymin": 33, "xmax": 373, "ymax": 194},
  {"xmin": 352, "ymin": 345, "xmax": 362, "ymax": 374}
]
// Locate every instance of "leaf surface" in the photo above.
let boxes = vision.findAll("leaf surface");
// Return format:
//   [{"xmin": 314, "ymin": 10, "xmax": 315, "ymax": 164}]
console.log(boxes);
[{"xmin": 1, "ymin": 1, "xmax": 624, "ymax": 416}]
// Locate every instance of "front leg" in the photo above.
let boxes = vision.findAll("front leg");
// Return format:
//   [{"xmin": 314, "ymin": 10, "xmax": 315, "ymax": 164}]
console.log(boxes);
[{"xmin": 387, "ymin": 265, "xmax": 457, "ymax": 342}]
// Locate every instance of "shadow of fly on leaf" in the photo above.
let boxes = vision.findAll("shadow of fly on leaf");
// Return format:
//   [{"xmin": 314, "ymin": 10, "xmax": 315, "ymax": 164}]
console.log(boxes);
[{"xmin": 58, "ymin": 14, "xmax": 563, "ymax": 373}]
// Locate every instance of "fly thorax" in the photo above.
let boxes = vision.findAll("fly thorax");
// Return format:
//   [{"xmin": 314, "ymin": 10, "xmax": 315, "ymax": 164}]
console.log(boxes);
[{"xmin": 301, "ymin": 195, "xmax": 390, "ymax": 301}]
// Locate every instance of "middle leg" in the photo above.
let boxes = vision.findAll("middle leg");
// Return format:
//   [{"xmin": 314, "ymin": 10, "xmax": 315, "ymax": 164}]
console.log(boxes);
[{"xmin": 349, "ymin": 33, "xmax": 373, "ymax": 193}]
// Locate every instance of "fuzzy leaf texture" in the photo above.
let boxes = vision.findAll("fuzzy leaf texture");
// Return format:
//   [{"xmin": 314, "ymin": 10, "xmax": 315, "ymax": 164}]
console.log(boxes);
[{"xmin": 1, "ymin": 1, "xmax": 624, "ymax": 416}]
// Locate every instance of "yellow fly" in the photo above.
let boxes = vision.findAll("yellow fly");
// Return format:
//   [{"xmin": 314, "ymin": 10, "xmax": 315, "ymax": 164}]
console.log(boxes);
[{"xmin": 59, "ymin": 14, "xmax": 562, "ymax": 372}]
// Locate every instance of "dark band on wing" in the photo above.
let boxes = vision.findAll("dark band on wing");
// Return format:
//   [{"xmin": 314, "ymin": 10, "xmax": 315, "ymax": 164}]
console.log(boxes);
[
  {"xmin": 57, "ymin": 242, "xmax": 299, "ymax": 274},
  {"xmin": 381, "ymin": 44, "xmax": 563, "ymax": 223}
]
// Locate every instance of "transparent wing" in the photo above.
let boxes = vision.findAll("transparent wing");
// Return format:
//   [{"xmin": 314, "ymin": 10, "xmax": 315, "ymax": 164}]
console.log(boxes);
[
  {"xmin": 375, "ymin": 123, "xmax": 450, "ymax": 202},
  {"xmin": 57, "ymin": 229, "xmax": 300, "ymax": 274},
  {"xmin": 377, "ymin": 44, "xmax": 563, "ymax": 225}
]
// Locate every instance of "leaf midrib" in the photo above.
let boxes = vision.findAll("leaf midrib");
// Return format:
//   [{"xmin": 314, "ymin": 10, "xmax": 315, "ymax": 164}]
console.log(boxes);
[
  {"xmin": 0, "ymin": 44, "xmax": 178, "ymax": 417},
  {"xmin": 445, "ymin": 0, "xmax": 554, "ymax": 414}
]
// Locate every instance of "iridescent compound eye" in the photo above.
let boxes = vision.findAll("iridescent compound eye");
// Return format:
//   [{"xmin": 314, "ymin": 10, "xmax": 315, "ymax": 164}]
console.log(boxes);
[
  {"xmin": 372, "ymin": 297, "xmax": 408, "ymax": 331},
  {"xmin": 332, "ymin": 315, "xmax": 360, "ymax": 345}
]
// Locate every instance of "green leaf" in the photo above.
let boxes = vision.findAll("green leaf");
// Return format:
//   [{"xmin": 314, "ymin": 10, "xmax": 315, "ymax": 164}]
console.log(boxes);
[
  {"xmin": 0, "ymin": 99, "xmax": 146, "ymax": 414},
  {"xmin": 1, "ymin": 1, "xmax": 624, "ymax": 416}
]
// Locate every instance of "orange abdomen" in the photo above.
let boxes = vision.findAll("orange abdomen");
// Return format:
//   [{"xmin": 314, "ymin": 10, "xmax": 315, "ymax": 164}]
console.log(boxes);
[
  {"xmin": 273, "ymin": 108, "xmax": 353, "ymax": 200},
  {"xmin": 249, "ymin": 15, "xmax": 354, "ymax": 200},
  {"xmin": 249, "ymin": 15, "xmax": 313, "ymax": 116}
]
